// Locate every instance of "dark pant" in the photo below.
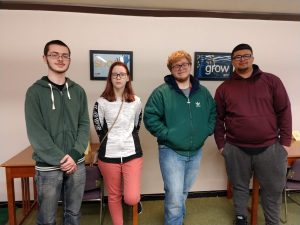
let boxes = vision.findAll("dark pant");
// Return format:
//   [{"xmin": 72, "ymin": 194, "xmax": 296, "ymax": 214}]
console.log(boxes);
[{"xmin": 223, "ymin": 142, "xmax": 287, "ymax": 225}]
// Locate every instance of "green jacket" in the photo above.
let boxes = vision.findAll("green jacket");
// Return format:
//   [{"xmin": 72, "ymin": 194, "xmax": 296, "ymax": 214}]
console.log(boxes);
[
  {"xmin": 144, "ymin": 75, "xmax": 216, "ymax": 156},
  {"xmin": 25, "ymin": 76, "xmax": 90, "ymax": 167}
]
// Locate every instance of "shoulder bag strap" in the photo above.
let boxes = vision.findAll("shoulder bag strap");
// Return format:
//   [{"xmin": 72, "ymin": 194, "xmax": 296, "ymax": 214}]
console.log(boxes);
[{"xmin": 99, "ymin": 100, "xmax": 124, "ymax": 147}]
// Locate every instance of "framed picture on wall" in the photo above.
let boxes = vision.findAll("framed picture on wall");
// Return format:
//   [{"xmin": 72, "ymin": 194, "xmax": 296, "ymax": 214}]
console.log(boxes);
[
  {"xmin": 194, "ymin": 52, "xmax": 233, "ymax": 80},
  {"xmin": 90, "ymin": 50, "xmax": 133, "ymax": 80}
]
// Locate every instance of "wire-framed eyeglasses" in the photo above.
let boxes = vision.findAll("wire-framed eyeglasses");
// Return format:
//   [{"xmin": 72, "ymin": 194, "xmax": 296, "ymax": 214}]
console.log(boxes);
[
  {"xmin": 232, "ymin": 54, "xmax": 252, "ymax": 61},
  {"xmin": 171, "ymin": 63, "xmax": 191, "ymax": 70},
  {"xmin": 47, "ymin": 52, "xmax": 70, "ymax": 60}
]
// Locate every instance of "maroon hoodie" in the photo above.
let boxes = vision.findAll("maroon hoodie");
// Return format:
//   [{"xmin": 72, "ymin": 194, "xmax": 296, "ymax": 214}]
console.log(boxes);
[{"xmin": 214, "ymin": 64, "xmax": 292, "ymax": 150}]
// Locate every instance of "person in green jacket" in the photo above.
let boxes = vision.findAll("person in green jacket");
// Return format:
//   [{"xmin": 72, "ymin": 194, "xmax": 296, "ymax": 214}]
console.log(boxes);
[
  {"xmin": 143, "ymin": 50, "xmax": 216, "ymax": 225},
  {"xmin": 25, "ymin": 40, "xmax": 90, "ymax": 225}
]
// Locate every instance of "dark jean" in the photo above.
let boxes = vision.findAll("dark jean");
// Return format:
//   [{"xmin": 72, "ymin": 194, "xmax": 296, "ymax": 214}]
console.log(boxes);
[
  {"xmin": 159, "ymin": 145, "xmax": 202, "ymax": 225},
  {"xmin": 35, "ymin": 163, "xmax": 86, "ymax": 225}
]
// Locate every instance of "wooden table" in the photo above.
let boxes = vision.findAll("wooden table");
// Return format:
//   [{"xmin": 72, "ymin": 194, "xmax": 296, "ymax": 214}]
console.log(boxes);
[
  {"xmin": 1, "ymin": 143, "xmax": 139, "ymax": 225},
  {"xmin": 1, "ymin": 146, "xmax": 36, "ymax": 225},
  {"xmin": 227, "ymin": 141, "xmax": 300, "ymax": 225}
]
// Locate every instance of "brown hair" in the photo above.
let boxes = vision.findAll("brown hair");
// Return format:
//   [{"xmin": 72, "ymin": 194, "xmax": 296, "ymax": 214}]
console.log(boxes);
[
  {"xmin": 101, "ymin": 61, "xmax": 135, "ymax": 102},
  {"xmin": 44, "ymin": 40, "xmax": 70, "ymax": 56},
  {"xmin": 167, "ymin": 50, "xmax": 192, "ymax": 71}
]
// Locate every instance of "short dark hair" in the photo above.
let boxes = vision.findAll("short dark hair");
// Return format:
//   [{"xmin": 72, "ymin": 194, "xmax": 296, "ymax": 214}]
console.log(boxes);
[
  {"xmin": 43, "ymin": 40, "xmax": 71, "ymax": 56},
  {"xmin": 231, "ymin": 43, "xmax": 253, "ymax": 58}
]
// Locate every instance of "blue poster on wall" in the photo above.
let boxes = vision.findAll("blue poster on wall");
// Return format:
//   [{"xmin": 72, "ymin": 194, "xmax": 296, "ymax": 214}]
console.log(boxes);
[{"xmin": 194, "ymin": 52, "xmax": 233, "ymax": 80}]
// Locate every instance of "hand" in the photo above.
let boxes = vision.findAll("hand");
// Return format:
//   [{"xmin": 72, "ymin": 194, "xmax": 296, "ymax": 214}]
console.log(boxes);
[
  {"xmin": 60, "ymin": 155, "xmax": 77, "ymax": 174},
  {"xmin": 219, "ymin": 148, "xmax": 224, "ymax": 155},
  {"xmin": 283, "ymin": 145, "xmax": 290, "ymax": 153}
]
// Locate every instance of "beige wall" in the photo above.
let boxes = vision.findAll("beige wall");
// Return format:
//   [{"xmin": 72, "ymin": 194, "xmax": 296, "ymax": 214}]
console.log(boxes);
[{"xmin": 0, "ymin": 10, "xmax": 299, "ymax": 201}]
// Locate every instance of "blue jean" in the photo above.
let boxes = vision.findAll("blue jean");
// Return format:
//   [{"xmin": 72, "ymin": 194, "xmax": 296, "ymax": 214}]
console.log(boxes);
[
  {"xmin": 35, "ymin": 162, "xmax": 86, "ymax": 225},
  {"xmin": 159, "ymin": 145, "xmax": 202, "ymax": 225}
]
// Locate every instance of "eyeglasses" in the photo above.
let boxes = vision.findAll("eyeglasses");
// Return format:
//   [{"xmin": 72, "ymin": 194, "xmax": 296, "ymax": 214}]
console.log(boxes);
[
  {"xmin": 47, "ymin": 52, "xmax": 70, "ymax": 60},
  {"xmin": 232, "ymin": 54, "xmax": 252, "ymax": 61},
  {"xmin": 172, "ymin": 63, "xmax": 191, "ymax": 70},
  {"xmin": 111, "ymin": 72, "xmax": 127, "ymax": 79}
]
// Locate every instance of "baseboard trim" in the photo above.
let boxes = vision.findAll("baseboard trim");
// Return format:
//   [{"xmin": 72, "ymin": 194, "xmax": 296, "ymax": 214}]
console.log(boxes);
[
  {"xmin": 0, "ymin": 202, "xmax": 8, "ymax": 208},
  {"xmin": 0, "ymin": 201, "xmax": 24, "ymax": 208},
  {"xmin": 141, "ymin": 190, "xmax": 228, "ymax": 201}
]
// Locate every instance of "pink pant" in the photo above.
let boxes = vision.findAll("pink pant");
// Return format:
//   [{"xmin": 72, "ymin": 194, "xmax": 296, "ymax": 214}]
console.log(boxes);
[{"xmin": 98, "ymin": 157, "xmax": 143, "ymax": 225}]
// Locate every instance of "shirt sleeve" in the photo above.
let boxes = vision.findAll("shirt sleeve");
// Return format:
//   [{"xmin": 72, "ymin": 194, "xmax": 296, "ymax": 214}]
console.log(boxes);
[
  {"xmin": 273, "ymin": 77, "xmax": 292, "ymax": 146},
  {"xmin": 143, "ymin": 90, "xmax": 168, "ymax": 141},
  {"xmin": 206, "ymin": 88, "xmax": 217, "ymax": 136},
  {"xmin": 25, "ymin": 88, "xmax": 65, "ymax": 165},
  {"xmin": 134, "ymin": 97, "xmax": 143, "ymax": 131},
  {"xmin": 93, "ymin": 99, "xmax": 105, "ymax": 139},
  {"xmin": 214, "ymin": 85, "xmax": 226, "ymax": 150},
  {"xmin": 69, "ymin": 89, "xmax": 90, "ymax": 161}
]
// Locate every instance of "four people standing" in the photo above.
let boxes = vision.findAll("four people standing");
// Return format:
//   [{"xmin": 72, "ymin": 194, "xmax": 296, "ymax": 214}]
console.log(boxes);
[
  {"xmin": 24, "ymin": 41, "xmax": 293, "ymax": 225},
  {"xmin": 143, "ymin": 50, "xmax": 216, "ymax": 225},
  {"xmin": 214, "ymin": 43, "xmax": 292, "ymax": 225},
  {"xmin": 25, "ymin": 40, "xmax": 90, "ymax": 225}
]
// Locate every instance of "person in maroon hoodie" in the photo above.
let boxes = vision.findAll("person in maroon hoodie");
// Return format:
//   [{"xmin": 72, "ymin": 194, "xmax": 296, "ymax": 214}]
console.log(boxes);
[{"xmin": 214, "ymin": 43, "xmax": 292, "ymax": 225}]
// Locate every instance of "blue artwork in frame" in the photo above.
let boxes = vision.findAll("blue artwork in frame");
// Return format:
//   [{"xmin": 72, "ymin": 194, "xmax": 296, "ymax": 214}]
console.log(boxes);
[
  {"xmin": 90, "ymin": 50, "xmax": 133, "ymax": 80},
  {"xmin": 194, "ymin": 52, "xmax": 233, "ymax": 80}
]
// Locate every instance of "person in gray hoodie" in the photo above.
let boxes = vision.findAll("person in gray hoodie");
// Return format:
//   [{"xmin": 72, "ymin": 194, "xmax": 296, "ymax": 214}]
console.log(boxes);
[{"xmin": 25, "ymin": 40, "xmax": 89, "ymax": 225}]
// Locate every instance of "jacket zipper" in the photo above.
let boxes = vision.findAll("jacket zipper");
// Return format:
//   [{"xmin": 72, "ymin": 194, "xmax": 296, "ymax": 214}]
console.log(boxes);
[{"xmin": 187, "ymin": 96, "xmax": 194, "ymax": 155}]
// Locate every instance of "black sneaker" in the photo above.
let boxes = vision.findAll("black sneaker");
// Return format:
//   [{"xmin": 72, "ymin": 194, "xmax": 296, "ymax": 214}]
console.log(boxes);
[
  {"xmin": 137, "ymin": 201, "xmax": 143, "ymax": 214},
  {"xmin": 234, "ymin": 215, "xmax": 248, "ymax": 225}
]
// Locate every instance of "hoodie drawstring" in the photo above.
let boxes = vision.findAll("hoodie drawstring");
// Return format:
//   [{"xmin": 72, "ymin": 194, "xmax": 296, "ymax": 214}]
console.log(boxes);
[
  {"xmin": 48, "ymin": 82, "xmax": 71, "ymax": 110},
  {"xmin": 48, "ymin": 83, "xmax": 56, "ymax": 110},
  {"xmin": 66, "ymin": 82, "xmax": 71, "ymax": 100}
]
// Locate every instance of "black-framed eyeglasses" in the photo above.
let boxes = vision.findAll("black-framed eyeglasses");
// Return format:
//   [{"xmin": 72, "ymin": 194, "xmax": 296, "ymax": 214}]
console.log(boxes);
[
  {"xmin": 47, "ymin": 52, "xmax": 70, "ymax": 60},
  {"xmin": 111, "ymin": 72, "xmax": 127, "ymax": 79},
  {"xmin": 232, "ymin": 54, "xmax": 252, "ymax": 61},
  {"xmin": 171, "ymin": 63, "xmax": 191, "ymax": 70}
]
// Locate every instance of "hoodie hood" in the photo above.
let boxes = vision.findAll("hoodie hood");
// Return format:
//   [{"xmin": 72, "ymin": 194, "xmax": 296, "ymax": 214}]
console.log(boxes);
[{"xmin": 232, "ymin": 64, "xmax": 262, "ymax": 80}]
